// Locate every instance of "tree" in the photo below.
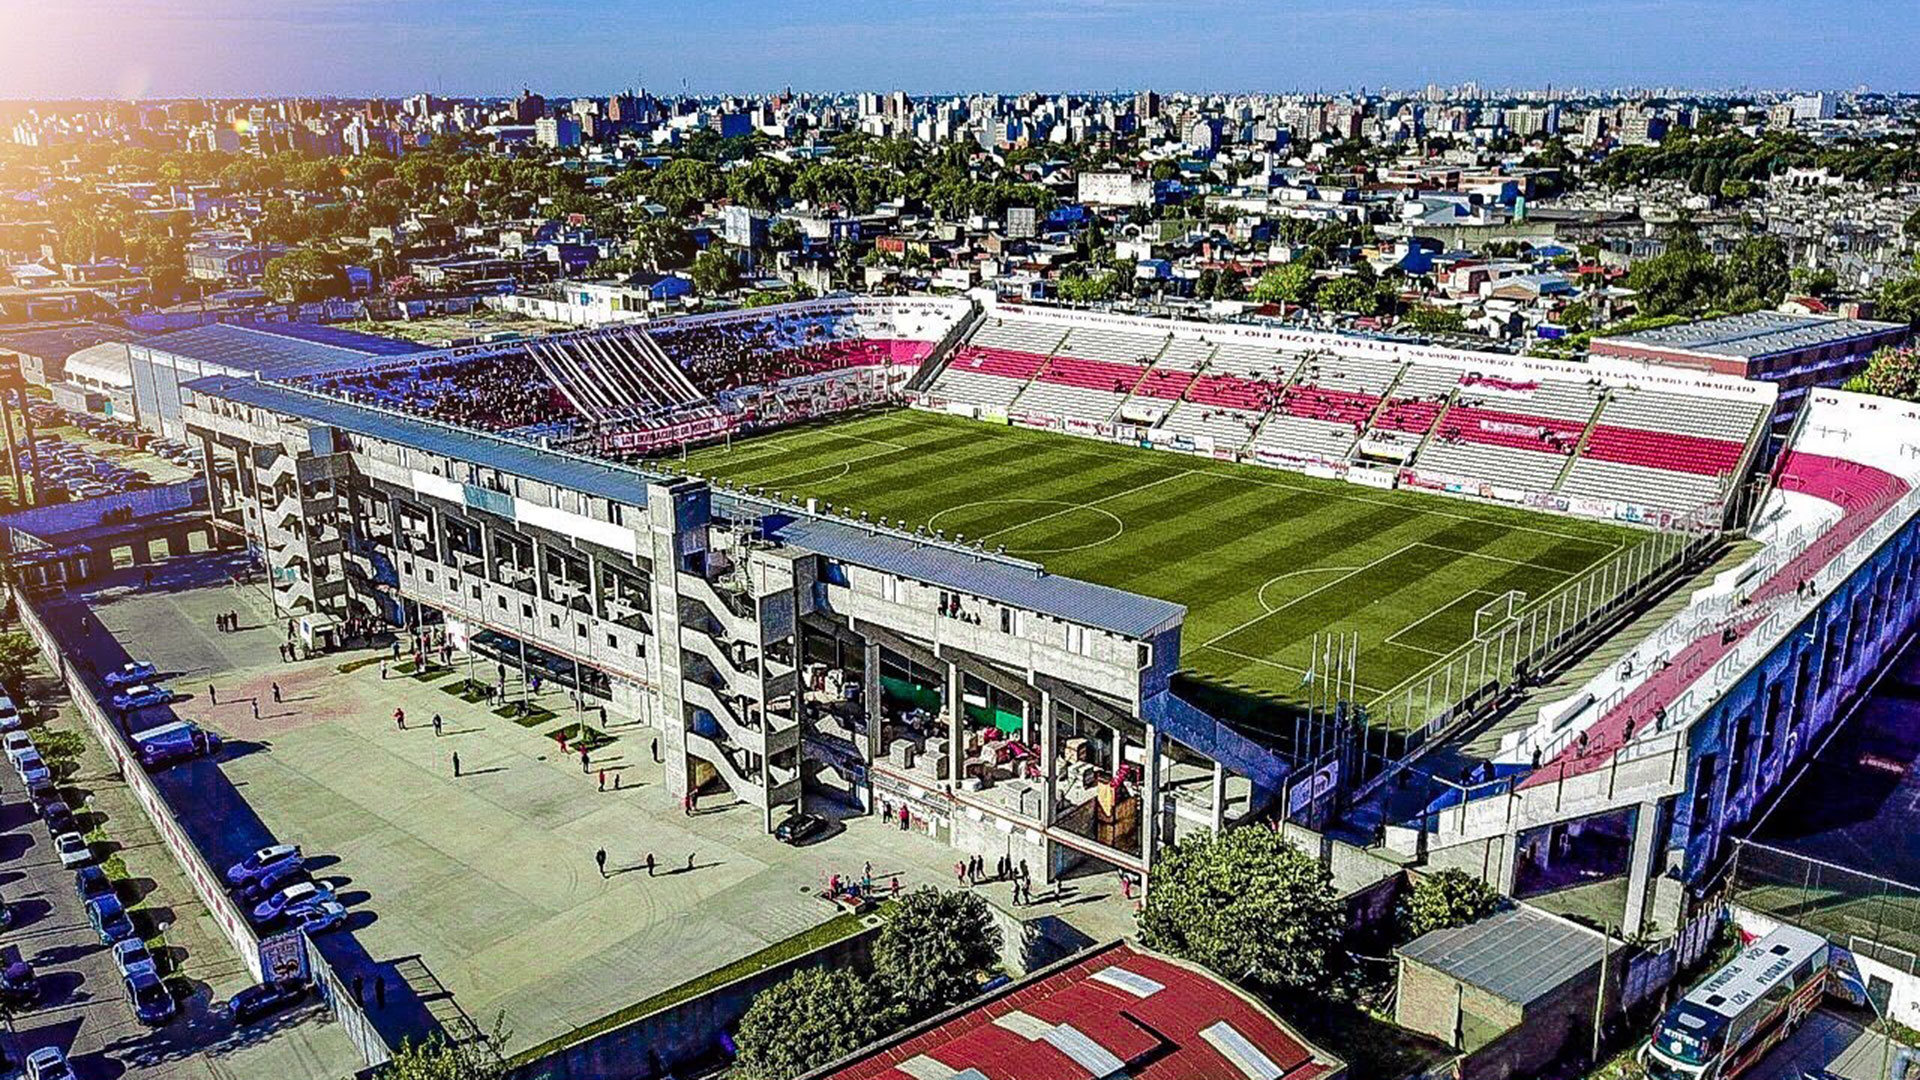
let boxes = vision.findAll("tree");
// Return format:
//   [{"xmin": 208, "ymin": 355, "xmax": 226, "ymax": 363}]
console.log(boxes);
[
  {"xmin": 1057, "ymin": 269, "xmax": 1123, "ymax": 304},
  {"xmin": 0, "ymin": 632, "xmax": 35, "ymax": 690},
  {"xmin": 734, "ymin": 967, "xmax": 898, "ymax": 1080},
  {"xmin": 1400, "ymin": 305, "xmax": 1467, "ymax": 335},
  {"xmin": 261, "ymin": 247, "xmax": 343, "ymax": 303},
  {"xmin": 1878, "ymin": 267, "xmax": 1920, "ymax": 327},
  {"xmin": 1557, "ymin": 300, "xmax": 1595, "ymax": 335},
  {"xmin": 1843, "ymin": 346, "xmax": 1920, "ymax": 401},
  {"xmin": 1317, "ymin": 275, "xmax": 1385, "ymax": 315},
  {"xmin": 1137, "ymin": 827, "xmax": 1343, "ymax": 994},
  {"xmin": 1721, "ymin": 235, "xmax": 1790, "ymax": 308},
  {"xmin": 873, "ymin": 887, "xmax": 1002, "ymax": 1022},
  {"xmin": 1400, "ymin": 869, "xmax": 1503, "ymax": 941},
  {"xmin": 1250, "ymin": 261, "xmax": 1317, "ymax": 305},
  {"xmin": 382, "ymin": 1024, "xmax": 507, "ymax": 1080},
  {"xmin": 689, "ymin": 248, "xmax": 741, "ymax": 295},
  {"xmin": 627, "ymin": 217, "xmax": 695, "ymax": 272}
]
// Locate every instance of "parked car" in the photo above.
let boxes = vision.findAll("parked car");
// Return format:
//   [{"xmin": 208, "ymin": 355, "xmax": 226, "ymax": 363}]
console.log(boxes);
[
  {"xmin": 774, "ymin": 810, "xmax": 828, "ymax": 845},
  {"xmin": 237, "ymin": 860, "xmax": 309, "ymax": 904},
  {"xmin": 226, "ymin": 979, "xmax": 307, "ymax": 1024},
  {"xmin": 85, "ymin": 895, "xmax": 135, "ymax": 945},
  {"xmin": 39, "ymin": 800, "xmax": 74, "ymax": 836},
  {"xmin": 16, "ymin": 752, "xmax": 49, "ymax": 788},
  {"xmin": 23, "ymin": 1046, "xmax": 71, "ymax": 1080},
  {"xmin": 53, "ymin": 833, "xmax": 91, "ymax": 869},
  {"xmin": 0, "ymin": 694, "xmax": 22, "ymax": 732},
  {"xmin": 110, "ymin": 685, "xmax": 174, "ymax": 713},
  {"xmin": 112, "ymin": 938, "xmax": 156, "ymax": 979},
  {"xmin": 74, "ymin": 864, "xmax": 111, "ymax": 905},
  {"xmin": 103, "ymin": 662, "xmax": 158, "ymax": 689},
  {"xmin": 226, "ymin": 843, "xmax": 303, "ymax": 888},
  {"xmin": 293, "ymin": 900, "xmax": 348, "ymax": 935},
  {"xmin": 3, "ymin": 731, "xmax": 34, "ymax": 767},
  {"xmin": 0, "ymin": 896, "xmax": 12, "ymax": 933},
  {"xmin": 0, "ymin": 960, "xmax": 37, "ymax": 1007},
  {"xmin": 125, "ymin": 970, "xmax": 174, "ymax": 1025},
  {"xmin": 251, "ymin": 881, "xmax": 332, "ymax": 925}
]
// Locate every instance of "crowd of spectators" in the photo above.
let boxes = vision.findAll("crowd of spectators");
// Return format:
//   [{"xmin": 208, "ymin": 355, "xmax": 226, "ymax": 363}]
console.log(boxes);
[{"xmin": 307, "ymin": 352, "xmax": 570, "ymax": 432}]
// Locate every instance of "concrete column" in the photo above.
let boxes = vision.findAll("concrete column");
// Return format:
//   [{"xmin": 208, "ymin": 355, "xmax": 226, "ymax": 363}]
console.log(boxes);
[
  {"xmin": 862, "ymin": 640, "xmax": 882, "ymax": 768},
  {"xmin": 1039, "ymin": 690, "xmax": 1057, "ymax": 829},
  {"xmin": 1210, "ymin": 760, "xmax": 1227, "ymax": 833},
  {"xmin": 1141, "ymin": 723, "xmax": 1162, "ymax": 869},
  {"xmin": 946, "ymin": 661, "xmax": 963, "ymax": 784},
  {"xmin": 1623, "ymin": 799, "xmax": 1663, "ymax": 937},
  {"xmin": 1493, "ymin": 829, "xmax": 1522, "ymax": 895}
]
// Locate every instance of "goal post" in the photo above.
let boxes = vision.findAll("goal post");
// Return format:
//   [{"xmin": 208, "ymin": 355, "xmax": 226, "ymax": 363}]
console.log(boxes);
[{"xmin": 1473, "ymin": 589, "xmax": 1527, "ymax": 639}]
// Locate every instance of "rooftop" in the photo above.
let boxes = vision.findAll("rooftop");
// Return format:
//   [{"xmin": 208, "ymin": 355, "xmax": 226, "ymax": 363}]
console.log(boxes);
[
  {"xmin": 1595, "ymin": 310, "xmax": 1904, "ymax": 359},
  {"xmin": 138, "ymin": 322, "xmax": 426, "ymax": 380},
  {"xmin": 0, "ymin": 321, "xmax": 138, "ymax": 360},
  {"xmin": 1397, "ymin": 904, "xmax": 1619, "ymax": 1007},
  {"xmin": 814, "ymin": 940, "xmax": 1343, "ymax": 1080}
]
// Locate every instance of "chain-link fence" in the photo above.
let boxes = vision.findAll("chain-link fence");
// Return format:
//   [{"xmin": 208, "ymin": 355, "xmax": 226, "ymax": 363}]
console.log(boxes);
[{"xmin": 1730, "ymin": 839, "xmax": 1920, "ymax": 971}]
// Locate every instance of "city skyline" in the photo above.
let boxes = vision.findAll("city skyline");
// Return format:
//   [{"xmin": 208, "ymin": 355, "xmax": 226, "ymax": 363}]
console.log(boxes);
[{"xmin": 0, "ymin": 0, "xmax": 1916, "ymax": 101}]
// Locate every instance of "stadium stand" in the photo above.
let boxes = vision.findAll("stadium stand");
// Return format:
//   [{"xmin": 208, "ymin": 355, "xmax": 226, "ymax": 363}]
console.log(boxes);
[{"xmin": 919, "ymin": 302, "xmax": 1775, "ymax": 524}]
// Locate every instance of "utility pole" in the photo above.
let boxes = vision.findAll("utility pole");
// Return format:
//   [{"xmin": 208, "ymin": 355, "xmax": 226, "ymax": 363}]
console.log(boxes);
[{"xmin": 1592, "ymin": 921, "xmax": 1613, "ymax": 1065}]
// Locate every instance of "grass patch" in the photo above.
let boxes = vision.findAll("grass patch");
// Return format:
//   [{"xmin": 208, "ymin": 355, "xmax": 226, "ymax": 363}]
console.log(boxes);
[
  {"xmin": 441, "ymin": 679, "xmax": 492, "ymax": 704},
  {"xmin": 549, "ymin": 722, "xmax": 615, "ymax": 751},
  {"xmin": 335, "ymin": 656, "xmax": 386, "ymax": 675},
  {"xmin": 507, "ymin": 907, "xmax": 882, "ymax": 1068},
  {"xmin": 499, "ymin": 702, "xmax": 558, "ymax": 726}
]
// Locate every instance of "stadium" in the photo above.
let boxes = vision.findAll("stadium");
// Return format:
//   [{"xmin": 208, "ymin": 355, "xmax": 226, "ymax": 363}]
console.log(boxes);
[{"xmin": 160, "ymin": 291, "xmax": 1920, "ymax": 959}]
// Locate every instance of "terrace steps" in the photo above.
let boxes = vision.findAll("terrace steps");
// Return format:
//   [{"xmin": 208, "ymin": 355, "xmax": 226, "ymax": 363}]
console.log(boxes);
[{"xmin": 1551, "ymin": 392, "xmax": 1613, "ymax": 494}]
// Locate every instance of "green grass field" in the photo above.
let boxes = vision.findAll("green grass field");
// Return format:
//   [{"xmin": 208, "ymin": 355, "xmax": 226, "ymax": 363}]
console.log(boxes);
[{"xmin": 676, "ymin": 409, "xmax": 1653, "ymax": 726}]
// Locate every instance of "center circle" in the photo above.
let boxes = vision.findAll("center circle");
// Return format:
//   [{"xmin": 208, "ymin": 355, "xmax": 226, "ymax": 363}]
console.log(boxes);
[{"xmin": 927, "ymin": 499, "xmax": 1126, "ymax": 556}]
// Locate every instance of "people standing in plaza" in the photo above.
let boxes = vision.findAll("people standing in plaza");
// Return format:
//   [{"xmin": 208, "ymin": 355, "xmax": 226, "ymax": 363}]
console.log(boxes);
[
  {"xmin": 651, "ymin": 736, "xmax": 661, "ymax": 763},
  {"xmin": 580, "ymin": 747, "xmax": 590, "ymax": 774},
  {"xmin": 596, "ymin": 848, "xmax": 608, "ymax": 878},
  {"xmin": 685, "ymin": 852, "xmax": 695, "ymax": 873},
  {"xmin": 394, "ymin": 707, "xmax": 405, "ymax": 730},
  {"xmin": 432, "ymin": 714, "xmax": 443, "ymax": 737},
  {"xmin": 271, "ymin": 682, "xmax": 281, "ymax": 703},
  {"xmin": 645, "ymin": 852, "xmax": 655, "ymax": 877},
  {"xmin": 250, "ymin": 698, "xmax": 259, "ymax": 720},
  {"xmin": 452, "ymin": 751, "xmax": 461, "ymax": 777},
  {"xmin": 207, "ymin": 683, "xmax": 216, "ymax": 704},
  {"xmin": 598, "ymin": 769, "xmax": 606, "ymax": 791}
]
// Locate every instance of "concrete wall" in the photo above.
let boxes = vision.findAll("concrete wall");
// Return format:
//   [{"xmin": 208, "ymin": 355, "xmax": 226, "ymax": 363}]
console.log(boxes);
[{"xmin": 510, "ymin": 922, "xmax": 879, "ymax": 1080}]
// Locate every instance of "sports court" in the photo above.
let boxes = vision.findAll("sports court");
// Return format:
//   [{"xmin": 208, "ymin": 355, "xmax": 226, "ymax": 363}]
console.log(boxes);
[{"xmin": 676, "ymin": 409, "xmax": 1654, "ymax": 723}]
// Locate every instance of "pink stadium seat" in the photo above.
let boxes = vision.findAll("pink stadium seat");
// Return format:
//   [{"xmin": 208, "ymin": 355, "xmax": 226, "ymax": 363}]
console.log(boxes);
[
  {"xmin": 1133, "ymin": 368, "xmax": 1196, "ymax": 400},
  {"xmin": 1186, "ymin": 373, "xmax": 1280, "ymax": 412},
  {"xmin": 1037, "ymin": 356, "xmax": 1150, "ymax": 394},
  {"xmin": 1280, "ymin": 385, "xmax": 1379, "ymax": 425},
  {"xmin": 948, "ymin": 346, "xmax": 1050, "ymax": 381},
  {"xmin": 1435, "ymin": 405, "xmax": 1583, "ymax": 455},
  {"xmin": 1373, "ymin": 397, "xmax": 1443, "ymax": 435},
  {"xmin": 1582, "ymin": 426, "xmax": 1747, "ymax": 476}
]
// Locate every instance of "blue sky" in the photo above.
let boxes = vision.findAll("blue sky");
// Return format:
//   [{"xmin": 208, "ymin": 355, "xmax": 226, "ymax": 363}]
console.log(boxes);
[{"xmin": 0, "ymin": 0, "xmax": 1913, "ymax": 100}]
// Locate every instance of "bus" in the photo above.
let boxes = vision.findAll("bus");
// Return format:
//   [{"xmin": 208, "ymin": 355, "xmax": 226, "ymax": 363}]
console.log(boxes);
[{"xmin": 1640, "ymin": 924, "xmax": 1831, "ymax": 1080}]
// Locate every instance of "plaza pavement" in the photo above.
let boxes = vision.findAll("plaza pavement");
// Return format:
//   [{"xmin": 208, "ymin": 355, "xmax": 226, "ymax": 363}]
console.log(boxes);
[{"xmin": 48, "ymin": 556, "xmax": 1140, "ymax": 1063}]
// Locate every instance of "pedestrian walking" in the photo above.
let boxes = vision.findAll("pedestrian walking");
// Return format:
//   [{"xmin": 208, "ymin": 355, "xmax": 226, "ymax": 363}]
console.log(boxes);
[
  {"xmin": 208, "ymin": 683, "xmax": 217, "ymax": 704},
  {"xmin": 392, "ymin": 641, "xmax": 401, "ymax": 660},
  {"xmin": 686, "ymin": 852, "xmax": 695, "ymax": 873},
  {"xmin": 452, "ymin": 751, "xmax": 461, "ymax": 777},
  {"xmin": 955, "ymin": 861, "xmax": 966, "ymax": 885},
  {"xmin": 899, "ymin": 804, "xmax": 910, "ymax": 830},
  {"xmin": 890, "ymin": 875, "xmax": 900, "ymax": 897},
  {"xmin": 1019, "ymin": 859, "xmax": 1030, "ymax": 884},
  {"xmin": 287, "ymin": 619, "xmax": 295, "ymax": 640},
  {"xmin": 271, "ymin": 682, "xmax": 281, "ymax": 703},
  {"xmin": 395, "ymin": 707, "xmax": 405, "ymax": 730},
  {"xmin": 380, "ymin": 659, "xmax": 388, "ymax": 680},
  {"xmin": 598, "ymin": 769, "xmax": 606, "ymax": 792},
  {"xmin": 250, "ymin": 699, "xmax": 259, "ymax": 720},
  {"xmin": 596, "ymin": 848, "xmax": 608, "ymax": 878},
  {"xmin": 881, "ymin": 798, "xmax": 892, "ymax": 822},
  {"xmin": 432, "ymin": 714, "xmax": 443, "ymax": 737},
  {"xmin": 645, "ymin": 852, "xmax": 655, "ymax": 877},
  {"xmin": 614, "ymin": 773, "xmax": 622, "ymax": 791},
  {"xmin": 580, "ymin": 747, "xmax": 590, "ymax": 774}
]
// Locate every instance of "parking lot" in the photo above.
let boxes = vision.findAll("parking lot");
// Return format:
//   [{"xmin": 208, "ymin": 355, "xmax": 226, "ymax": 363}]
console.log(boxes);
[
  {"xmin": 38, "ymin": 554, "xmax": 1135, "ymax": 1063},
  {"xmin": 0, "ymin": 623, "xmax": 363, "ymax": 1078}
]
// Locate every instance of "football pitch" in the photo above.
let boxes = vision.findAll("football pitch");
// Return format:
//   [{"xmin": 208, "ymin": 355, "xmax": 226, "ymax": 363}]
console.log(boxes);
[{"xmin": 676, "ymin": 409, "xmax": 1654, "ymax": 725}]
